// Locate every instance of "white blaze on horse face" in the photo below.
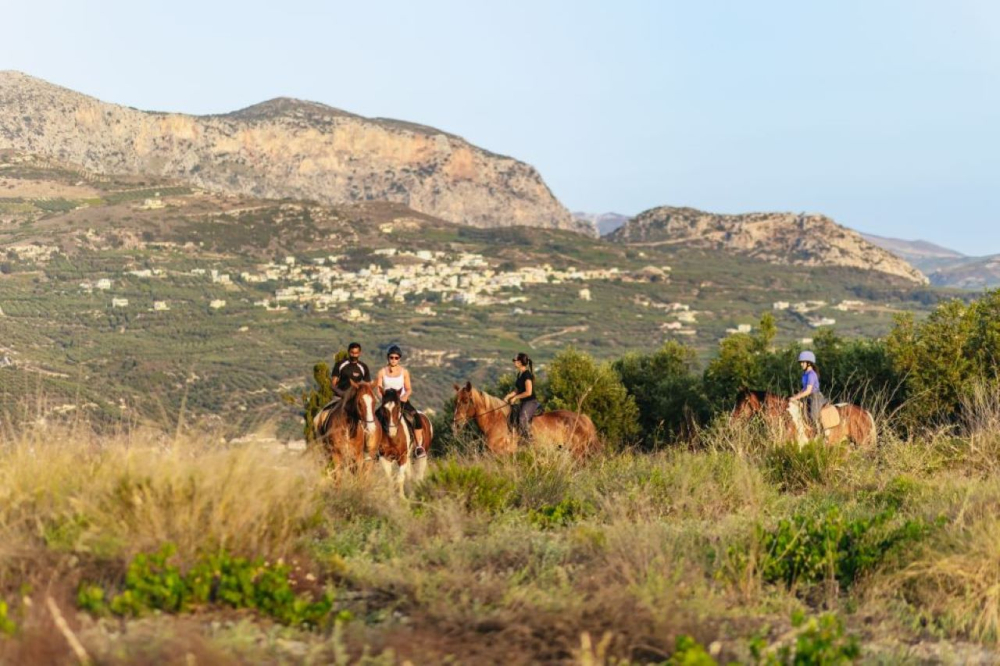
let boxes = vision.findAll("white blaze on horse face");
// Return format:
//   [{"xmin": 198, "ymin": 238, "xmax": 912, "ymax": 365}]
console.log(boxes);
[
  {"xmin": 362, "ymin": 394, "xmax": 376, "ymax": 435},
  {"xmin": 386, "ymin": 401, "xmax": 397, "ymax": 438}
]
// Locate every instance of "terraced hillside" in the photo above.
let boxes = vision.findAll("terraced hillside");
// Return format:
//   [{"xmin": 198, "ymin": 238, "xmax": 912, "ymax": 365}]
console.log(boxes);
[{"xmin": 0, "ymin": 152, "xmax": 947, "ymax": 436}]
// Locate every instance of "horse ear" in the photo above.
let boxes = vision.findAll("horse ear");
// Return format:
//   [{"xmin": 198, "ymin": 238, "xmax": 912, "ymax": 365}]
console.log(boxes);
[
  {"xmin": 465, "ymin": 381, "xmax": 472, "ymax": 391},
  {"xmin": 453, "ymin": 383, "xmax": 460, "ymax": 392}
]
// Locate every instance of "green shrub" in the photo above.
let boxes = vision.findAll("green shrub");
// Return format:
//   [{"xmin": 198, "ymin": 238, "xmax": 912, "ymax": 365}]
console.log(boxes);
[
  {"xmin": 78, "ymin": 544, "xmax": 340, "ymax": 628},
  {"xmin": 763, "ymin": 440, "xmax": 845, "ymax": 492},
  {"xmin": 415, "ymin": 461, "xmax": 515, "ymax": 514},
  {"xmin": 749, "ymin": 611, "xmax": 860, "ymax": 665},
  {"xmin": 528, "ymin": 497, "xmax": 592, "ymax": 529},
  {"xmin": 747, "ymin": 507, "xmax": 933, "ymax": 591},
  {"xmin": 613, "ymin": 341, "xmax": 710, "ymax": 447},
  {"xmin": 668, "ymin": 634, "xmax": 718, "ymax": 665},
  {"xmin": 543, "ymin": 347, "xmax": 640, "ymax": 445},
  {"xmin": 0, "ymin": 599, "xmax": 16, "ymax": 636}
]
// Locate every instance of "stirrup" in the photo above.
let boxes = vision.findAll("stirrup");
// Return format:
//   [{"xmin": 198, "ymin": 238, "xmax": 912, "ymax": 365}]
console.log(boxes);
[{"xmin": 414, "ymin": 446, "xmax": 426, "ymax": 459}]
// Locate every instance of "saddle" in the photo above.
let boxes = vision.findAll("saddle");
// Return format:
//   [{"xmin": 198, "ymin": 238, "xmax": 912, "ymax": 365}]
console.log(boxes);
[
  {"xmin": 820, "ymin": 404, "xmax": 841, "ymax": 429},
  {"xmin": 507, "ymin": 402, "xmax": 543, "ymax": 433}
]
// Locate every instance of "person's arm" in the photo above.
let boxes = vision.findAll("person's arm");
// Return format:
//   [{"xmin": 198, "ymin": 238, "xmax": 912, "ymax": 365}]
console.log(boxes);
[
  {"xmin": 402, "ymin": 369, "xmax": 412, "ymax": 402},
  {"xmin": 331, "ymin": 362, "xmax": 345, "ymax": 395},
  {"xmin": 790, "ymin": 379, "xmax": 813, "ymax": 401},
  {"xmin": 507, "ymin": 378, "xmax": 533, "ymax": 402}
]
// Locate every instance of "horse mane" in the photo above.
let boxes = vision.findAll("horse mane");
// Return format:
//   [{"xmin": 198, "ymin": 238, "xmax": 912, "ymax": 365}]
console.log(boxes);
[
  {"xmin": 473, "ymin": 387, "xmax": 509, "ymax": 414},
  {"xmin": 382, "ymin": 387, "xmax": 400, "ymax": 406}
]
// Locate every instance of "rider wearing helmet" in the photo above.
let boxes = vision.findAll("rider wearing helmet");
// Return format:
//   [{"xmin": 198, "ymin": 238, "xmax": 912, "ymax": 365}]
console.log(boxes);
[
  {"xmin": 375, "ymin": 345, "xmax": 425, "ymax": 455},
  {"xmin": 790, "ymin": 350, "xmax": 824, "ymax": 430}
]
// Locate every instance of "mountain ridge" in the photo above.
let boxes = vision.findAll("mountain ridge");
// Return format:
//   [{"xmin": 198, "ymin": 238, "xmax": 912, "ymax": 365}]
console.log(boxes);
[
  {"xmin": 0, "ymin": 71, "xmax": 586, "ymax": 234},
  {"xmin": 610, "ymin": 205, "xmax": 928, "ymax": 284}
]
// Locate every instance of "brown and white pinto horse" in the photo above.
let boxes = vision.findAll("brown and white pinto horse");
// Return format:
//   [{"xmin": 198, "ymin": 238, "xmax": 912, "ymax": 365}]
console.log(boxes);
[
  {"xmin": 376, "ymin": 388, "xmax": 433, "ymax": 496},
  {"xmin": 452, "ymin": 381, "xmax": 599, "ymax": 457},
  {"xmin": 732, "ymin": 389, "xmax": 876, "ymax": 447},
  {"xmin": 313, "ymin": 380, "xmax": 381, "ymax": 467}
]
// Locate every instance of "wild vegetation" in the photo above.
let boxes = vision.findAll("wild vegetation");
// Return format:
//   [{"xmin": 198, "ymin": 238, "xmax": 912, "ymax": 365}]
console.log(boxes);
[{"xmin": 3, "ymin": 294, "xmax": 1000, "ymax": 662}]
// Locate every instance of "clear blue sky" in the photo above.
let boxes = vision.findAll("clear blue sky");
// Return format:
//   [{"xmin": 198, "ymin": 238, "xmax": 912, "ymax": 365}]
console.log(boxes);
[{"xmin": 3, "ymin": 1, "xmax": 997, "ymax": 254}]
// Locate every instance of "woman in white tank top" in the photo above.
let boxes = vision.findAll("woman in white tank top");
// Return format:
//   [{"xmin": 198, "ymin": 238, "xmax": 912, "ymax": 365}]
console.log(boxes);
[{"xmin": 376, "ymin": 345, "xmax": 424, "ymax": 436}]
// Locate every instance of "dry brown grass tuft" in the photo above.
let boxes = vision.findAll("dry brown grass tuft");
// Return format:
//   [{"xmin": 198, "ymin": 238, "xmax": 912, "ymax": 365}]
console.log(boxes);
[{"xmin": 0, "ymin": 426, "xmax": 330, "ymax": 579}]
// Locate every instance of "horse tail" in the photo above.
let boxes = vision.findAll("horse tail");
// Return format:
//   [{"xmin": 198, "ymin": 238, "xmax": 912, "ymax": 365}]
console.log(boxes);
[{"xmin": 865, "ymin": 408, "xmax": 877, "ymax": 447}]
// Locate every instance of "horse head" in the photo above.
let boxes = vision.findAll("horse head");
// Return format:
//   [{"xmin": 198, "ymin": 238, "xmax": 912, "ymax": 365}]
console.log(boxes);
[
  {"xmin": 732, "ymin": 389, "xmax": 763, "ymax": 420},
  {"xmin": 350, "ymin": 380, "xmax": 378, "ymax": 436},
  {"xmin": 381, "ymin": 387, "xmax": 402, "ymax": 440},
  {"xmin": 452, "ymin": 381, "xmax": 476, "ymax": 434}
]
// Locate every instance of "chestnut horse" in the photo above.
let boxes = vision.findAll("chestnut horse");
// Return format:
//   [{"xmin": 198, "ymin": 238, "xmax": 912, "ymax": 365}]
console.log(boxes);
[
  {"xmin": 732, "ymin": 389, "xmax": 876, "ymax": 447},
  {"xmin": 452, "ymin": 381, "xmax": 599, "ymax": 457},
  {"xmin": 313, "ymin": 380, "xmax": 381, "ymax": 467},
  {"xmin": 376, "ymin": 388, "xmax": 433, "ymax": 496}
]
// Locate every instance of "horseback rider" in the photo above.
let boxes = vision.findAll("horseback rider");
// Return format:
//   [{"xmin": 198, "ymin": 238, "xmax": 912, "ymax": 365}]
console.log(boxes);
[
  {"xmin": 504, "ymin": 352, "xmax": 540, "ymax": 440},
  {"xmin": 328, "ymin": 341, "xmax": 372, "ymax": 410},
  {"xmin": 375, "ymin": 344, "xmax": 426, "ymax": 458},
  {"xmin": 790, "ymin": 350, "xmax": 824, "ymax": 432}
]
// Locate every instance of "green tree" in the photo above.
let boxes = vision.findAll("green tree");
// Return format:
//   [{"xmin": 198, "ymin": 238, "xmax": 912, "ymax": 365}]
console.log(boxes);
[
  {"xmin": 703, "ymin": 313, "xmax": 779, "ymax": 410},
  {"xmin": 613, "ymin": 341, "xmax": 709, "ymax": 447},
  {"xmin": 542, "ymin": 347, "xmax": 640, "ymax": 445},
  {"xmin": 299, "ymin": 350, "xmax": 347, "ymax": 441},
  {"xmin": 887, "ymin": 300, "xmax": 975, "ymax": 425}
]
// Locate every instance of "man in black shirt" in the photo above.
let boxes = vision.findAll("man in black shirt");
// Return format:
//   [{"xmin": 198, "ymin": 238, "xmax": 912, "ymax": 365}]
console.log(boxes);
[{"xmin": 331, "ymin": 341, "xmax": 372, "ymax": 397}]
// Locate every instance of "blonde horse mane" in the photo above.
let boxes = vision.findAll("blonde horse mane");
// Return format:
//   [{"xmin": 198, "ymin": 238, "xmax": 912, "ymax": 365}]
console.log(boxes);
[{"xmin": 786, "ymin": 401, "xmax": 809, "ymax": 447}]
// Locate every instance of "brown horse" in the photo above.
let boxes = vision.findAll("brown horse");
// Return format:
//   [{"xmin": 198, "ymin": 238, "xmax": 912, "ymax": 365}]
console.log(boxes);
[
  {"xmin": 452, "ymin": 381, "xmax": 599, "ymax": 457},
  {"xmin": 376, "ymin": 388, "xmax": 433, "ymax": 496},
  {"xmin": 313, "ymin": 380, "xmax": 382, "ymax": 468},
  {"xmin": 733, "ymin": 389, "xmax": 876, "ymax": 447}
]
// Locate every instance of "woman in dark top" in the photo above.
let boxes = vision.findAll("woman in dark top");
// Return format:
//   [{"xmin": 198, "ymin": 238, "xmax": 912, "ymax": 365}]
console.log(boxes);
[{"xmin": 504, "ymin": 352, "xmax": 539, "ymax": 437}]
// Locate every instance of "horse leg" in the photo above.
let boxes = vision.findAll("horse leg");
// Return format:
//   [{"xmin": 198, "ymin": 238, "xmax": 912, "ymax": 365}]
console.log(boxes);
[
  {"xmin": 396, "ymin": 459, "xmax": 409, "ymax": 498},
  {"xmin": 379, "ymin": 455, "xmax": 393, "ymax": 483}
]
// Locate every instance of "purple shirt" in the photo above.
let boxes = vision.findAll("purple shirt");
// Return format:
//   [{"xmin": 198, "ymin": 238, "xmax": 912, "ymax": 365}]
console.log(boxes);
[{"xmin": 802, "ymin": 369, "xmax": 820, "ymax": 394}]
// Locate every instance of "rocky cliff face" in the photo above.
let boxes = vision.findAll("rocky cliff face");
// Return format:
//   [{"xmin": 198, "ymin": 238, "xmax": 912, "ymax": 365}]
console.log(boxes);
[
  {"xmin": 0, "ymin": 71, "xmax": 583, "ymax": 233},
  {"xmin": 610, "ymin": 206, "xmax": 928, "ymax": 284}
]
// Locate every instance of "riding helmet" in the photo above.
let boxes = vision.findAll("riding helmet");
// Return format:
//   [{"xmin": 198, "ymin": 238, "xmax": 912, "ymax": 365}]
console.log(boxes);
[
  {"xmin": 798, "ymin": 350, "xmax": 816, "ymax": 364},
  {"xmin": 387, "ymin": 344, "xmax": 403, "ymax": 359}
]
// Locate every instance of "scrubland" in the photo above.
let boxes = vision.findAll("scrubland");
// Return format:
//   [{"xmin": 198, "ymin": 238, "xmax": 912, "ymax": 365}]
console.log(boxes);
[{"xmin": 3, "ymin": 402, "xmax": 1000, "ymax": 664}]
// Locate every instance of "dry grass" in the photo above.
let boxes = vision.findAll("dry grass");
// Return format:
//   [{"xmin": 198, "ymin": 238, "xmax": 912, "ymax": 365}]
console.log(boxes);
[{"xmin": 2, "ymin": 415, "xmax": 1000, "ymax": 662}]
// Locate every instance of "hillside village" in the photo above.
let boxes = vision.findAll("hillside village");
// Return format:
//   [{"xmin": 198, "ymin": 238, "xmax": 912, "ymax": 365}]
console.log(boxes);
[{"xmin": 51, "ymin": 243, "xmax": 878, "ymax": 344}]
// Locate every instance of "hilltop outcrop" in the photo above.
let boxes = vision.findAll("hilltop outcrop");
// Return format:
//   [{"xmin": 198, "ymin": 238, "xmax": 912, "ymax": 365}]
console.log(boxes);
[
  {"xmin": 0, "ymin": 71, "xmax": 583, "ymax": 233},
  {"xmin": 610, "ymin": 206, "xmax": 928, "ymax": 284}
]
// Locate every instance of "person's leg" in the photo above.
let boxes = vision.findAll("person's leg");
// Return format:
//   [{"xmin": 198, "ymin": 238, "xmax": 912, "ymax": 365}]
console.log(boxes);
[
  {"xmin": 403, "ymin": 401, "xmax": 422, "ymax": 429},
  {"xmin": 809, "ymin": 394, "xmax": 822, "ymax": 430},
  {"xmin": 519, "ymin": 400, "xmax": 538, "ymax": 438}
]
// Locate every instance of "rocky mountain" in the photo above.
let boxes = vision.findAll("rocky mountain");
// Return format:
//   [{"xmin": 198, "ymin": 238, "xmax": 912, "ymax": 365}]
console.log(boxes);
[
  {"xmin": 610, "ymin": 206, "xmax": 928, "ymax": 284},
  {"xmin": 572, "ymin": 212, "xmax": 630, "ymax": 236},
  {"xmin": 0, "ymin": 71, "xmax": 585, "ymax": 234}
]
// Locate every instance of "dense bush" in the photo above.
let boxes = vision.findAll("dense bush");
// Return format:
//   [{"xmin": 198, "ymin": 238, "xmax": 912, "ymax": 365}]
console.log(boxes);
[
  {"xmin": 740, "ymin": 507, "xmax": 934, "ymax": 592},
  {"xmin": 543, "ymin": 347, "xmax": 641, "ymax": 444},
  {"xmin": 613, "ymin": 341, "xmax": 710, "ymax": 447}
]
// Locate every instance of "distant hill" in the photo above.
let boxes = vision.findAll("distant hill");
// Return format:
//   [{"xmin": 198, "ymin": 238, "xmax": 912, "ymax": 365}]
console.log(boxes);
[
  {"xmin": 0, "ymin": 151, "xmax": 945, "ymax": 435},
  {"xmin": 925, "ymin": 256, "xmax": 1000, "ymax": 290},
  {"xmin": 609, "ymin": 206, "xmax": 928, "ymax": 284},
  {"xmin": 572, "ymin": 212, "xmax": 630, "ymax": 236},
  {"xmin": 861, "ymin": 233, "xmax": 1000, "ymax": 289},
  {"xmin": 861, "ymin": 233, "xmax": 973, "ymax": 273},
  {"xmin": 0, "ymin": 71, "xmax": 588, "ymax": 234}
]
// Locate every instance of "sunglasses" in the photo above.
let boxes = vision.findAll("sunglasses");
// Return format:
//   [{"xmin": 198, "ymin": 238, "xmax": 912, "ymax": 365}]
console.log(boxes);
[{"xmin": 388, "ymin": 355, "xmax": 401, "ymax": 360}]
